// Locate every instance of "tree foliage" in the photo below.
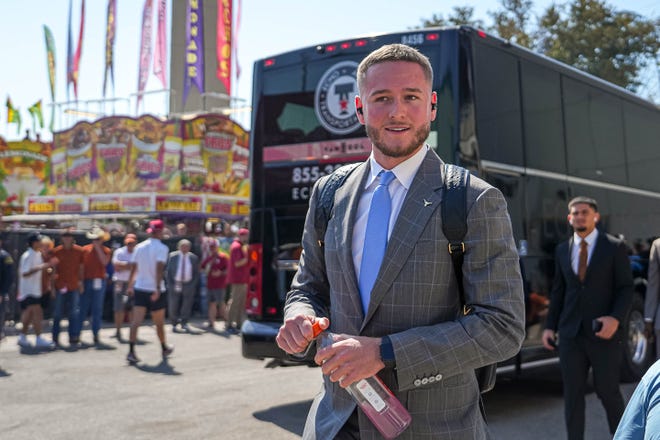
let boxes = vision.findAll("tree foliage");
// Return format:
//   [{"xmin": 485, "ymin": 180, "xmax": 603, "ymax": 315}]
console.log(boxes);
[
  {"xmin": 418, "ymin": 0, "xmax": 660, "ymax": 92},
  {"xmin": 418, "ymin": 6, "xmax": 484, "ymax": 29}
]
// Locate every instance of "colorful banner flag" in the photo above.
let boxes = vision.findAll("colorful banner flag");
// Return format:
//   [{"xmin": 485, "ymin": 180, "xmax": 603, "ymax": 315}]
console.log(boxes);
[
  {"xmin": 216, "ymin": 0, "xmax": 231, "ymax": 95},
  {"xmin": 6, "ymin": 98, "xmax": 22, "ymax": 134},
  {"xmin": 183, "ymin": 0, "xmax": 205, "ymax": 107},
  {"xmin": 153, "ymin": 0, "xmax": 167, "ymax": 88},
  {"xmin": 137, "ymin": 0, "xmax": 154, "ymax": 112},
  {"xmin": 72, "ymin": 0, "xmax": 86, "ymax": 100},
  {"xmin": 43, "ymin": 25, "xmax": 56, "ymax": 132},
  {"xmin": 103, "ymin": 0, "xmax": 117, "ymax": 98},
  {"xmin": 66, "ymin": 0, "xmax": 74, "ymax": 100},
  {"xmin": 28, "ymin": 101, "xmax": 44, "ymax": 132},
  {"xmin": 234, "ymin": 0, "xmax": 241, "ymax": 81}
]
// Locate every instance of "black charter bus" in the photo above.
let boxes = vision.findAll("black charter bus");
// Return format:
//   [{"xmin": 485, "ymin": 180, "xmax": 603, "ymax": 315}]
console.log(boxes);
[{"xmin": 242, "ymin": 26, "xmax": 660, "ymax": 379}]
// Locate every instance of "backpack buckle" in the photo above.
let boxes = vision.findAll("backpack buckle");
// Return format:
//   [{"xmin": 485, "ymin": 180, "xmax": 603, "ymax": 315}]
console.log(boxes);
[{"xmin": 448, "ymin": 242, "xmax": 465, "ymax": 254}]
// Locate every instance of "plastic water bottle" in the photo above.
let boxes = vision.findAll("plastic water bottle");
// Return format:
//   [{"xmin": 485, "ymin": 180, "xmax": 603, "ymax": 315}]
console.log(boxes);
[{"xmin": 312, "ymin": 322, "xmax": 412, "ymax": 439}]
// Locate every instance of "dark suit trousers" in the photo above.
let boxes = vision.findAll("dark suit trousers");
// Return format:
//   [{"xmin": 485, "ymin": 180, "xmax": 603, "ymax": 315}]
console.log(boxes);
[{"xmin": 559, "ymin": 333, "xmax": 625, "ymax": 440}]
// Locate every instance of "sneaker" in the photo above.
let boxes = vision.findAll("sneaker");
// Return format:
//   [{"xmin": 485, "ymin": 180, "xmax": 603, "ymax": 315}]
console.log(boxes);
[
  {"xmin": 181, "ymin": 323, "xmax": 191, "ymax": 332},
  {"xmin": 18, "ymin": 334, "xmax": 31, "ymax": 347},
  {"xmin": 35, "ymin": 336, "xmax": 55, "ymax": 349},
  {"xmin": 93, "ymin": 334, "xmax": 100, "ymax": 345},
  {"xmin": 126, "ymin": 352, "xmax": 140, "ymax": 364},
  {"xmin": 162, "ymin": 345, "xmax": 174, "ymax": 358}
]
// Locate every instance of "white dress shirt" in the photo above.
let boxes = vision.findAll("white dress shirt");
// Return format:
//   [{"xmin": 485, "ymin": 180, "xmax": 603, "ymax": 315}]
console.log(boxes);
[
  {"xmin": 176, "ymin": 252, "xmax": 193, "ymax": 283},
  {"xmin": 571, "ymin": 229, "xmax": 599, "ymax": 276},
  {"xmin": 352, "ymin": 145, "xmax": 429, "ymax": 281}
]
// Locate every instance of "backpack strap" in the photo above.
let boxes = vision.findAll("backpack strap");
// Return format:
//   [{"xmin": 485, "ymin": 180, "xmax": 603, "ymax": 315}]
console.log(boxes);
[
  {"xmin": 314, "ymin": 162, "xmax": 361, "ymax": 247},
  {"xmin": 440, "ymin": 163, "xmax": 470, "ymax": 313}
]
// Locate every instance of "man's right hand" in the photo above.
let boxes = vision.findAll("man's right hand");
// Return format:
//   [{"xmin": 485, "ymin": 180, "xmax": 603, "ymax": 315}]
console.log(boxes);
[
  {"xmin": 276, "ymin": 315, "xmax": 329, "ymax": 355},
  {"xmin": 542, "ymin": 329, "xmax": 557, "ymax": 351}
]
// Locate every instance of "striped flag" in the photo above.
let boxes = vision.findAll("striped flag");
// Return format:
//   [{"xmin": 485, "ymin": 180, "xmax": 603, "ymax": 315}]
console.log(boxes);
[
  {"xmin": 137, "ymin": 0, "xmax": 154, "ymax": 111},
  {"xmin": 72, "ymin": 0, "xmax": 86, "ymax": 100},
  {"xmin": 66, "ymin": 0, "xmax": 74, "ymax": 100},
  {"xmin": 216, "ymin": 0, "xmax": 232, "ymax": 95},
  {"xmin": 43, "ymin": 25, "xmax": 56, "ymax": 131},
  {"xmin": 28, "ymin": 100, "xmax": 44, "ymax": 132},
  {"xmin": 103, "ymin": 0, "xmax": 117, "ymax": 97},
  {"xmin": 153, "ymin": 0, "xmax": 167, "ymax": 88},
  {"xmin": 6, "ymin": 97, "xmax": 22, "ymax": 134}
]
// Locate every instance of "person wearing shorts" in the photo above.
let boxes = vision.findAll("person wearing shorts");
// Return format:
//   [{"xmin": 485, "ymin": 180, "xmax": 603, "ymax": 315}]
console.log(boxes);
[
  {"xmin": 17, "ymin": 234, "xmax": 55, "ymax": 349},
  {"xmin": 111, "ymin": 234, "xmax": 137, "ymax": 341},
  {"xmin": 126, "ymin": 220, "xmax": 173, "ymax": 364},
  {"xmin": 201, "ymin": 239, "xmax": 228, "ymax": 330}
]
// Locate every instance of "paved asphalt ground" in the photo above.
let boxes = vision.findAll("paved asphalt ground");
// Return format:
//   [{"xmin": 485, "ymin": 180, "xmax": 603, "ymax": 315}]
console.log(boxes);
[
  {"xmin": 0, "ymin": 319, "xmax": 323, "ymax": 440},
  {"xmin": 0, "ymin": 318, "xmax": 640, "ymax": 440}
]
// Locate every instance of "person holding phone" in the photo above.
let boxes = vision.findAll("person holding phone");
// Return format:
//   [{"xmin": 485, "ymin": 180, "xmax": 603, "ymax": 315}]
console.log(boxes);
[{"xmin": 542, "ymin": 196, "xmax": 633, "ymax": 440}]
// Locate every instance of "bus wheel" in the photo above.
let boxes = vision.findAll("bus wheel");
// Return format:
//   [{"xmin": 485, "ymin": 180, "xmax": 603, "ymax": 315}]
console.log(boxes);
[{"xmin": 620, "ymin": 292, "xmax": 655, "ymax": 382}]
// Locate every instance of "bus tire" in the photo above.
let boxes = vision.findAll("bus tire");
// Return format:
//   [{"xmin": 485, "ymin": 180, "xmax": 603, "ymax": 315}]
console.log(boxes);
[{"xmin": 620, "ymin": 292, "xmax": 655, "ymax": 382}]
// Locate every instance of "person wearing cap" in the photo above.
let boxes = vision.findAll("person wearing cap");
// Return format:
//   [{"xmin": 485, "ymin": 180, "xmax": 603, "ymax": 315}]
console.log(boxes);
[
  {"xmin": 78, "ymin": 226, "xmax": 112, "ymax": 345},
  {"xmin": 17, "ymin": 233, "xmax": 56, "ymax": 348},
  {"xmin": 226, "ymin": 228, "xmax": 249, "ymax": 333},
  {"xmin": 126, "ymin": 220, "xmax": 173, "ymax": 363},
  {"xmin": 52, "ymin": 230, "xmax": 84, "ymax": 347},
  {"xmin": 166, "ymin": 238, "xmax": 199, "ymax": 332},
  {"xmin": 542, "ymin": 196, "xmax": 633, "ymax": 440},
  {"xmin": 200, "ymin": 238, "xmax": 229, "ymax": 330},
  {"xmin": 111, "ymin": 233, "xmax": 138, "ymax": 341}
]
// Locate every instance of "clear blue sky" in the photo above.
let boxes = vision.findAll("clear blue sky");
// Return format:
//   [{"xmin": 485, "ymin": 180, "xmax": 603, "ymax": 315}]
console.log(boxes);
[{"xmin": 0, "ymin": 0, "xmax": 657, "ymax": 141}]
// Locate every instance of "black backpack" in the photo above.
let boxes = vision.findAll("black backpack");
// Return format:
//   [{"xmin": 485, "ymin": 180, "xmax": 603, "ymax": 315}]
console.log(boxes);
[{"xmin": 315, "ymin": 162, "xmax": 496, "ymax": 394}]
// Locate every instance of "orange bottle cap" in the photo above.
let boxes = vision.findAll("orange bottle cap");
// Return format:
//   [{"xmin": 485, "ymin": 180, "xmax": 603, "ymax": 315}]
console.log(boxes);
[{"xmin": 311, "ymin": 321, "xmax": 323, "ymax": 338}]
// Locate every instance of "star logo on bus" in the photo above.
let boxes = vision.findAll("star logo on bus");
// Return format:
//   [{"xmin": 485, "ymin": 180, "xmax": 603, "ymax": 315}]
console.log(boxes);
[{"xmin": 315, "ymin": 61, "xmax": 361, "ymax": 135}]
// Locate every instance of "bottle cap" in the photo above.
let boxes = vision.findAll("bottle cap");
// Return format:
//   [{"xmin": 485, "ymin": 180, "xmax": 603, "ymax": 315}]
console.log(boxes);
[{"xmin": 311, "ymin": 321, "xmax": 323, "ymax": 338}]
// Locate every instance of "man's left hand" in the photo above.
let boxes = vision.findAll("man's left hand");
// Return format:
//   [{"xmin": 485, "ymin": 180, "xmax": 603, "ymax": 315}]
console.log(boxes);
[
  {"xmin": 150, "ymin": 290, "xmax": 160, "ymax": 302},
  {"xmin": 595, "ymin": 316, "xmax": 619, "ymax": 340},
  {"xmin": 315, "ymin": 334, "xmax": 384, "ymax": 388}
]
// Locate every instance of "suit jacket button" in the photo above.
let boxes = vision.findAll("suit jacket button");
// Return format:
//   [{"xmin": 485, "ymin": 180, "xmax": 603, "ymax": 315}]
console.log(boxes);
[
  {"xmin": 421, "ymin": 378, "xmax": 429, "ymax": 385},
  {"xmin": 414, "ymin": 379, "xmax": 422, "ymax": 387},
  {"xmin": 435, "ymin": 374, "xmax": 443, "ymax": 381}
]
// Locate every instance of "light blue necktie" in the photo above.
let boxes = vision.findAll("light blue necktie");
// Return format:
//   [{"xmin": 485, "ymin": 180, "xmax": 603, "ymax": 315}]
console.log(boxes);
[{"xmin": 359, "ymin": 170, "xmax": 395, "ymax": 314}]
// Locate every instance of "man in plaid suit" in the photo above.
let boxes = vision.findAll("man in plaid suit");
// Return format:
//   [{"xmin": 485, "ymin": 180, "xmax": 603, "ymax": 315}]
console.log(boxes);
[{"xmin": 277, "ymin": 43, "xmax": 525, "ymax": 439}]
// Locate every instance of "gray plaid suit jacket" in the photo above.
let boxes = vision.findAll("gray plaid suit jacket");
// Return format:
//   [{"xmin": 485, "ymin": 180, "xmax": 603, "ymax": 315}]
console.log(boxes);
[{"xmin": 285, "ymin": 149, "xmax": 525, "ymax": 439}]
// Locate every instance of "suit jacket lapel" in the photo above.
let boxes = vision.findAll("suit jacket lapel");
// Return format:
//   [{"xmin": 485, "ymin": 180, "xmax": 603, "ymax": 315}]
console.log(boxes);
[
  {"xmin": 362, "ymin": 150, "xmax": 445, "ymax": 328},
  {"xmin": 333, "ymin": 162, "xmax": 369, "ymax": 315}
]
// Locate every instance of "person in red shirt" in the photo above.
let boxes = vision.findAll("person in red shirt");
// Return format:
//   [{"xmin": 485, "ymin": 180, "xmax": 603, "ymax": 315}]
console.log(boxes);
[
  {"xmin": 201, "ymin": 239, "xmax": 229, "ymax": 330},
  {"xmin": 226, "ymin": 228, "xmax": 249, "ymax": 333},
  {"xmin": 78, "ymin": 226, "xmax": 111, "ymax": 345},
  {"xmin": 52, "ymin": 230, "xmax": 84, "ymax": 346}
]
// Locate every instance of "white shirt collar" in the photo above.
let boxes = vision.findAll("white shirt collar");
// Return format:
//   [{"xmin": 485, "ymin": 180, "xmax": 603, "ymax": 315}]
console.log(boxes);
[
  {"xmin": 365, "ymin": 145, "xmax": 429, "ymax": 190},
  {"xmin": 574, "ymin": 228, "xmax": 599, "ymax": 248}
]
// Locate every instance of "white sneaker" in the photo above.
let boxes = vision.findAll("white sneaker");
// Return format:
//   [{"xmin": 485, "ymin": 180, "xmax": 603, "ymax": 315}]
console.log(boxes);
[
  {"xmin": 35, "ymin": 336, "xmax": 55, "ymax": 348},
  {"xmin": 17, "ymin": 334, "xmax": 31, "ymax": 347}
]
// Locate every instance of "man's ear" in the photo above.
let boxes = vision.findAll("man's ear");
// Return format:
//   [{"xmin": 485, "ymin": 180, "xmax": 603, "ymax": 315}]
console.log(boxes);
[{"xmin": 355, "ymin": 96, "xmax": 365, "ymax": 124}]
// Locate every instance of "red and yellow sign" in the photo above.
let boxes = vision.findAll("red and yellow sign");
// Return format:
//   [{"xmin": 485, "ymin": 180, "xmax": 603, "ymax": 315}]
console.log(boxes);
[{"xmin": 0, "ymin": 137, "xmax": 50, "ymax": 215}]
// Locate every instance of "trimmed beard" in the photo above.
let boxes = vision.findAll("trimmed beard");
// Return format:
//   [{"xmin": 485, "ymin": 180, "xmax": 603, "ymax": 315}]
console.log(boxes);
[{"xmin": 366, "ymin": 121, "xmax": 431, "ymax": 159}]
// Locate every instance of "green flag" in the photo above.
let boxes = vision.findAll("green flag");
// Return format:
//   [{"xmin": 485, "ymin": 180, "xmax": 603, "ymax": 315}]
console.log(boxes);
[{"xmin": 28, "ymin": 100, "xmax": 44, "ymax": 132}]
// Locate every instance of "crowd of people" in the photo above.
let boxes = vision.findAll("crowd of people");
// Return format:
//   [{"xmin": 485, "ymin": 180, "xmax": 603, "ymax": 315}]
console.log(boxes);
[{"xmin": 0, "ymin": 219, "xmax": 250, "ymax": 364}]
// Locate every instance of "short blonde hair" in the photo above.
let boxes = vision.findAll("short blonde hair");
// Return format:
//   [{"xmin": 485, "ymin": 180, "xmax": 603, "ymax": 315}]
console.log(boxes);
[{"xmin": 357, "ymin": 44, "xmax": 433, "ymax": 94}]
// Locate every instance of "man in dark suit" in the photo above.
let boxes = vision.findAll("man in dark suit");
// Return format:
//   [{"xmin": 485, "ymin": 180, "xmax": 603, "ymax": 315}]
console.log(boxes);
[
  {"xmin": 166, "ymin": 239, "xmax": 199, "ymax": 332},
  {"xmin": 543, "ymin": 196, "xmax": 633, "ymax": 440},
  {"xmin": 276, "ymin": 43, "xmax": 525, "ymax": 439}
]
